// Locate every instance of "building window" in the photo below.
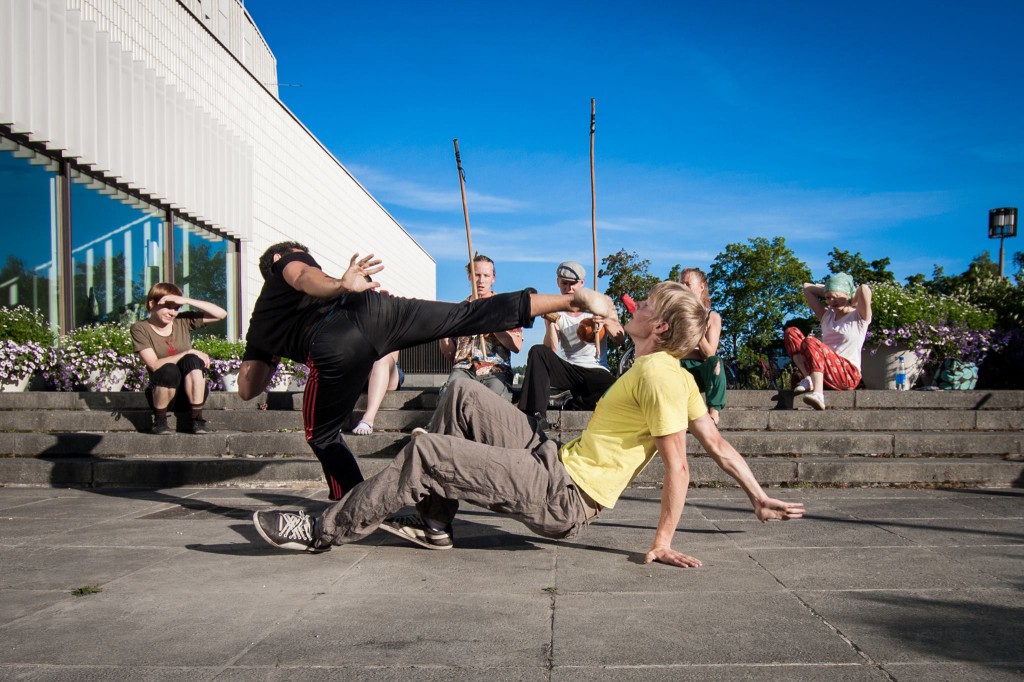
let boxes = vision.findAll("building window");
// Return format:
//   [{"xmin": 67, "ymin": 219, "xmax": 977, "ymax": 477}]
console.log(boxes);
[
  {"xmin": 69, "ymin": 170, "xmax": 167, "ymax": 328},
  {"xmin": 1, "ymin": 130, "xmax": 241, "ymax": 338},
  {"xmin": 0, "ymin": 139, "xmax": 61, "ymax": 332},
  {"xmin": 174, "ymin": 216, "xmax": 236, "ymax": 338}
]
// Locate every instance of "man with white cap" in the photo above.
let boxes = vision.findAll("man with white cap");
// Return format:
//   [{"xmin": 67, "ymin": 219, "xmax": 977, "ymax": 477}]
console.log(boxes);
[{"xmin": 517, "ymin": 260, "xmax": 625, "ymax": 425}]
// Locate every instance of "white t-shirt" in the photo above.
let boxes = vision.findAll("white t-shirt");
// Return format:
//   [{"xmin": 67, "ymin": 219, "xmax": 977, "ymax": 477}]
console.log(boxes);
[
  {"xmin": 554, "ymin": 312, "xmax": 609, "ymax": 371},
  {"xmin": 822, "ymin": 309, "xmax": 869, "ymax": 370}
]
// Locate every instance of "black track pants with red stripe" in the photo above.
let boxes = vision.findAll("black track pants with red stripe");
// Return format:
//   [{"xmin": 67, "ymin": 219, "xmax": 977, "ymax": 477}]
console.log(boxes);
[{"xmin": 302, "ymin": 289, "xmax": 535, "ymax": 500}]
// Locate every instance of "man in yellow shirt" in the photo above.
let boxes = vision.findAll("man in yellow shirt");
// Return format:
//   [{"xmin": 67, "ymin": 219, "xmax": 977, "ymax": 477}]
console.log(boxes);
[{"xmin": 254, "ymin": 282, "xmax": 805, "ymax": 568}]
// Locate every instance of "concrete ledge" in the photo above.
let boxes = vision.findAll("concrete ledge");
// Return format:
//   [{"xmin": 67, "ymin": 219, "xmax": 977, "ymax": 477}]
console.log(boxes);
[
  {"xmin": 797, "ymin": 457, "xmax": 1024, "ymax": 486},
  {"xmin": 767, "ymin": 410, "xmax": 977, "ymax": 431},
  {"xmin": 854, "ymin": 390, "xmax": 1024, "ymax": 410},
  {"xmin": 4, "ymin": 389, "xmax": 1021, "ymax": 412},
  {"xmin": 2, "ymin": 430, "xmax": 1021, "ymax": 459},
  {"xmin": 0, "ymin": 410, "xmax": 305, "ymax": 433},
  {"xmin": 894, "ymin": 432, "xmax": 1023, "ymax": 455},
  {"xmin": 689, "ymin": 431, "xmax": 895, "ymax": 456},
  {"xmin": 5, "ymin": 407, "xmax": 1018, "ymax": 436},
  {"xmin": 0, "ymin": 457, "xmax": 94, "ymax": 485},
  {"xmin": 4, "ymin": 455, "xmax": 1018, "ymax": 491}
]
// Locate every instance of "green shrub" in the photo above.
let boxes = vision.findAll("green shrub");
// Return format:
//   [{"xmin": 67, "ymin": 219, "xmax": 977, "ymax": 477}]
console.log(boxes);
[
  {"xmin": 0, "ymin": 306, "xmax": 56, "ymax": 346},
  {"xmin": 869, "ymin": 282, "xmax": 997, "ymax": 342},
  {"xmin": 65, "ymin": 322, "xmax": 134, "ymax": 356},
  {"xmin": 192, "ymin": 335, "xmax": 246, "ymax": 360}
]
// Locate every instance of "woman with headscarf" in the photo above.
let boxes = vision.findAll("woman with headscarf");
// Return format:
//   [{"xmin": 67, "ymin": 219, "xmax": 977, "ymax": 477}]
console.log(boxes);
[{"xmin": 784, "ymin": 273, "xmax": 872, "ymax": 410}]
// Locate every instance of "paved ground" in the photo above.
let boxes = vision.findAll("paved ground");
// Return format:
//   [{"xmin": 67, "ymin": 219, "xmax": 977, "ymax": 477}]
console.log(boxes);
[{"xmin": 1, "ymin": 485, "xmax": 1022, "ymax": 681}]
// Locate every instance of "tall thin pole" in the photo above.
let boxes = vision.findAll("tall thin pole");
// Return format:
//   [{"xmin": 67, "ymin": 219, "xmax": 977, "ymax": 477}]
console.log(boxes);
[
  {"xmin": 590, "ymin": 98, "xmax": 598, "ymax": 291},
  {"xmin": 453, "ymin": 139, "xmax": 487, "ymax": 361},
  {"xmin": 998, "ymin": 236, "xmax": 1005, "ymax": 279},
  {"xmin": 590, "ymin": 100, "xmax": 603, "ymax": 360},
  {"xmin": 453, "ymin": 139, "xmax": 476, "ymax": 299}
]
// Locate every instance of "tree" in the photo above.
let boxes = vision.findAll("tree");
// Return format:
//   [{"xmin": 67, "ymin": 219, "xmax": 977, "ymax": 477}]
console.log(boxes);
[
  {"xmin": 708, "ymin": 237, "xmax": 811, "ymax": 356},
  {"xmin": 826, "ymin": 248, "xmax": 895, "ymax": 284},
  {"xmin": 921, "ymin": 251, "xmax": 999, "ymax": 296},
  {"xmin": 599, "ymin": 249, "xmax": 662, "ymax": 372},
  {"xmin": 599, "ymin": 249, "xmax": 662, "ymax": 322}
]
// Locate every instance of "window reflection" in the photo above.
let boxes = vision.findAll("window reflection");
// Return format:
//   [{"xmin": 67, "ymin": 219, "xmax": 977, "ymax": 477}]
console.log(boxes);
[
  {"xmin": 0, "ymin": 140, "xmax": 60, "ymax": 332},
  {"xmin": 174, "ymin": 217, "xmax": 234, "ymax": 338},
  {"xmin": 69, "ymin": 171, "xmax": 166, "ymax": 328},
  {"xmin": 1, "ymin": 132, "xmax": 240, "ymax": 338}
]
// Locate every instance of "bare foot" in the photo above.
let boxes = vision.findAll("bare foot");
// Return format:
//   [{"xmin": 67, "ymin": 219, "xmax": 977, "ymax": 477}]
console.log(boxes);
[
  {"xmin": 570, "ymin": 288, "xmax": 616, "ymax": 319},
  {"xmin": 709, "ymin": 408, "xmax": 720, "ymax": 426}
]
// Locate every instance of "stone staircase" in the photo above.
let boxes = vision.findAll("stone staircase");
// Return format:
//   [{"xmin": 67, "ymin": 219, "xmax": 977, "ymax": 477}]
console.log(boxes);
[{"xmin": 0, "ymin": 388, "xmax": 1021, "ymax": 491}]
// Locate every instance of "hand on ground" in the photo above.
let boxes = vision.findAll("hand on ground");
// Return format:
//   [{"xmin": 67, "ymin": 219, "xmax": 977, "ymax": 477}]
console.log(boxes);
[
  {"xmin": 644, "ymin": 547, "xmax": 703, "ymax": 568},
  {"xmin": 755, "ymin": 497, "xmax": 806, "ymax": 522}
]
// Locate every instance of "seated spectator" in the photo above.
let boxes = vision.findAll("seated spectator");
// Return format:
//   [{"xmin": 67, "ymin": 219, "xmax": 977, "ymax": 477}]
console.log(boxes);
[
  {"xmin": 352, "ymin": 351, "xmax": 404, "ymax": 435},
  {"xmin": 518, "ymin": 261, "xmax": 624, "ymax": 423},
  {"xmin": 677, "ymin": 268, "xmax": 726, "ymax": 425},
  {"xmin": 784, "ymin": 273, "xmax": 872, "ymax": 410},
  {"xmin": 439, "ymin": 255, "xmax": 522, "ymax": 399},
  {"xmin": 130, "ymin": 283, "xmax": 227, "ymax": 434}
]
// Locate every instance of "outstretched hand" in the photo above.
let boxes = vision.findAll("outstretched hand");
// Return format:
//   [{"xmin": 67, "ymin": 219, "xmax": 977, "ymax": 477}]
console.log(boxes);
[
  {"xmin": 754, "ymin": 497, "xmax": 806, "ymax": 522},
  {"xmin": 339, "ymin": 253, "xmax": 384, "ymax": 294},
  {"xmin": 644, "ymin": 547, "xmax": 703, "ymax": 568},
  {"xmin": 570, "ymin": 288, "xmax": 616, "ymax": 319}
]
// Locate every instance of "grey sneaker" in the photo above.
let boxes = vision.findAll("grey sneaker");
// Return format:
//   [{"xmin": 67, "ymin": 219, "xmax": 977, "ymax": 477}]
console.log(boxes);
[
  {"xmin": 150, "ymin": 420, "xmax": 171, "ymax": 435},
  {"xmin": 253, "ymin": 510, "xmax": 328, "ymax": 553},
  {"xmin": 190, "ymin": 419, "xmax": 212, "ymax": 434},
  {"xmin": 802, "ymin": 391, "xmax": 826, "ymax": 410},
  {"xmin": 379, "ymin": 514, "xmax": 453, "ymax": 550}
]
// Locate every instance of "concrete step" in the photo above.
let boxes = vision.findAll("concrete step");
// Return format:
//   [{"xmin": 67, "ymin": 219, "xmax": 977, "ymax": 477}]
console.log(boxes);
[
  {"xmin": 2, "ymin": 389, "xmax": 1021, "ymax": 412},
  {"xmin": 3, "ymin": 454, "xmax": 1020, "ymax": 490},
  {"xmin": 1, "ymin": 405, "xmax": 1021, "ymax": 434},
  {"xmin": 0, "ymin": 389, "xmax": 1019, "ymax": 491},
  {"xmin": 0, "ymin": 388, "xmax": 438, "ymax": 412},
  {"xmin": 1, "ymin": 429, "xmax": 1020, "ymax": 459}
]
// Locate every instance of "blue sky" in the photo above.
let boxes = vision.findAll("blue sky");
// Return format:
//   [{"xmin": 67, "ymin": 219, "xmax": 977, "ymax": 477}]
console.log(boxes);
[{"xmin": 245, "ymin": 0, "xmax": 1023, "ymax": 353}]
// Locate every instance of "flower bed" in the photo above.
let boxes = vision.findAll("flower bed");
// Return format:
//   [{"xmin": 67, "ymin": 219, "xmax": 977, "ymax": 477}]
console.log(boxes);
[{"xmin": 867, "ymin": 283, "xmax": 1008, "ymax": 374}]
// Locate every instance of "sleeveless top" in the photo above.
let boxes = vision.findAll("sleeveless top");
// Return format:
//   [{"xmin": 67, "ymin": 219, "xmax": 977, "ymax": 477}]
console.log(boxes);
[
  {"xmin": 555, "ymin": 312, "xmax": 608, "ymax": 371},
  {"xmin": 821, "ymin": 308, "xmax": 869, "ymax": 371}
]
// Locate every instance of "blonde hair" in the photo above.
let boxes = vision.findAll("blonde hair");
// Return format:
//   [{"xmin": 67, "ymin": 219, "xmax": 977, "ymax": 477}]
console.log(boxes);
[
  {"xmin": 145, "ymin": 282, "xmax": 183, "ymax": 309},
  {"xmin": 678, "ymin": 267, "xmax": 710, "ymax": 309},
  {"xmin": 649, "ymin": 281, "xmax": 708, "ymax": 359}
]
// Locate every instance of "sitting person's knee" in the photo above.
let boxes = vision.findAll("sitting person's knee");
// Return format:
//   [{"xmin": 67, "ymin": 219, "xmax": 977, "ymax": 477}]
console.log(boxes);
[
  {"xmin": 710, "ymin": 355, "xmax": 722, "ymax": 376},
  {"xmin": 178, "ymin": 354, "xmax": 206, "ymax": 374},
  {"xmin": 527, "ymin": 344, "xmax": 553, "ymax": 361},
  {"xmin": 150, "ymin": 364, "xmax": 182, "ymax": 388}
]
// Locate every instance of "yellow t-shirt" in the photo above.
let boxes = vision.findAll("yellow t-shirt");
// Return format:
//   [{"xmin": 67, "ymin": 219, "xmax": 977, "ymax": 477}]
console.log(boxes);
[{"xmin": 559, "ymin": 350, "xmax": 707, "ymax": 509}]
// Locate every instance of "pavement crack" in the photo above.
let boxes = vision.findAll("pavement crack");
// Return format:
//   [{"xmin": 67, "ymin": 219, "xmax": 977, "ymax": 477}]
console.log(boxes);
[
  {"xmin": 545, "ymin": 548, "xmax": 558, "ymax": 680},
  {"xmin": 746, "ymin": 551, "xmax": 898, "ymax": 682}
]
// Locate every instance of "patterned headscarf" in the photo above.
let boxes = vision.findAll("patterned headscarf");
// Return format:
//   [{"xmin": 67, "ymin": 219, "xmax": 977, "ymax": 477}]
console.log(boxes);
[{"xmin": 825, "ymin": 272, "xmax": 855, "ymax": 297}]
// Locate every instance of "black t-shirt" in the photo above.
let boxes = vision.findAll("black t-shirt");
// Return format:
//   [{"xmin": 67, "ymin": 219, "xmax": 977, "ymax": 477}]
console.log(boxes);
[{"xmin": 243, "ymin": 251, "xmax": 331, "ymax": 364}]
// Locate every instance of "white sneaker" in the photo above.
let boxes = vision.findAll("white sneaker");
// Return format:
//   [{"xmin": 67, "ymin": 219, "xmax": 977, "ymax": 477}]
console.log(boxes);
[
  {"xmin": 793, "ymin": 376, "xmax": 813, "ymax": 394},
  {"xmin": 802, "ymin": 392, "xmax": 826, "ymax": 410}
]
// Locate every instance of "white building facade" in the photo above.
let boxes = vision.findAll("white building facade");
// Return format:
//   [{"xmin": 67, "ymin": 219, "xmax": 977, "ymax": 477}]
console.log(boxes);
[{"xmin": 0, "ymin": 0, "xmax": 434, "ymax": 338}]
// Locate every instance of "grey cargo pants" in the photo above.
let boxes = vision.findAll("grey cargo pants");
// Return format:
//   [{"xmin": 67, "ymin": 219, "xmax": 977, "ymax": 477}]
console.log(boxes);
[{"xmin": 318, "ymin": 377, "xmax": 591, "ymax": 546}]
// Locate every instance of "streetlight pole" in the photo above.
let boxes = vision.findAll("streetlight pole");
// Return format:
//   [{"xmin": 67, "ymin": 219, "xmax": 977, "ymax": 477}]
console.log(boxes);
[{"xmin": 988, "ymin": 207, "xmax": 1018, "ymax": 278}]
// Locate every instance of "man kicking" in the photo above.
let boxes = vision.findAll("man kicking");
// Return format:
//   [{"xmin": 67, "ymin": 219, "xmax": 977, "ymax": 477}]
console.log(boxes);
[
  {"xmin": 253, "ymin": 281, "xmax": 804, "ymax": 568},
  {"xmin": 238, "ymin": 242, "xmax": 616, "ymax": 505}
]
